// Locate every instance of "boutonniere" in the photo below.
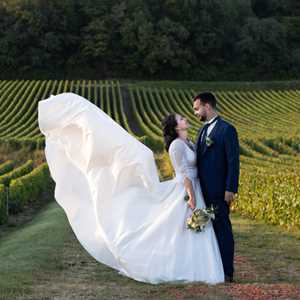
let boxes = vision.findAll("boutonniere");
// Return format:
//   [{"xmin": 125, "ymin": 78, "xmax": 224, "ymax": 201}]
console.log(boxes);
[{"xmin": 205, "ymin": 136, "xmax": 214, "ymax": 147}]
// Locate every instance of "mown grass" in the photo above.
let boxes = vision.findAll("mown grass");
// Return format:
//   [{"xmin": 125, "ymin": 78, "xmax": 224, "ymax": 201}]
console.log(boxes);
[{"xmin": 0, "ymin": 202, "xmax": 69, "ymax": 299}]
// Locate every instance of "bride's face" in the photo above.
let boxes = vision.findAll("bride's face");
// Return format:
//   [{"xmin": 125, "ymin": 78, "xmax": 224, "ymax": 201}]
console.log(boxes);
[{"xmin": 175, "ymin": 114, "xmax": 189, "ymax": 132}]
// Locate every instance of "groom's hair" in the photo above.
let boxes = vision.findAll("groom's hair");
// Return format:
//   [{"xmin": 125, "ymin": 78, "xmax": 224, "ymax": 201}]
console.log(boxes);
[{"xmin": 193, "ymin": 92, "xmax": 217, "ymax": 109}]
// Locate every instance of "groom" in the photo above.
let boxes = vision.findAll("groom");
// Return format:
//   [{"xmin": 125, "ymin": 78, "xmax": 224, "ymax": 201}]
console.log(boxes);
[{"xmin": 193, "ymin": 92, "xmax": 240, "ymax": 283}]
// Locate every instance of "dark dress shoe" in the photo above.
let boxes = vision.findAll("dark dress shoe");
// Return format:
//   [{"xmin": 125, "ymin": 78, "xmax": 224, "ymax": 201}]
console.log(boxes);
[{"xmin": 225, "ymin": 275, "xmax": 234, "ymax": 283}]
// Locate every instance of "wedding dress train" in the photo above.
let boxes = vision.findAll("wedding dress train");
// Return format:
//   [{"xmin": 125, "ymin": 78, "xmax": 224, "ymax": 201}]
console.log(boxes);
[{"xmin": 38, "ymin": 92, "xmax": 225, "ymax": 284}]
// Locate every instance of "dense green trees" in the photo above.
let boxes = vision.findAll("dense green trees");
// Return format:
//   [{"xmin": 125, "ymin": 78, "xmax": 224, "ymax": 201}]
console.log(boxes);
[{"xmin": 0, "ymin": 0, "xmax": 299, "ymax": 80}]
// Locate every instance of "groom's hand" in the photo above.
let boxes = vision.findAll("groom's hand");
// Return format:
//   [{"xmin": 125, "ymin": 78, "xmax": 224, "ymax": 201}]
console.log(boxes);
[{"xmin": 224, "ymin": 191, "xmax": 235, "ymax": 206}]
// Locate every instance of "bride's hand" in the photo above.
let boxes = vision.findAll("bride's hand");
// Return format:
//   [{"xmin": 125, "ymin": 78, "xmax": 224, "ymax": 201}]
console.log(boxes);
[
  {"xmin": 187, "ymin": 196, "xmax": 196, "ymax": 210},
  {"xmin": 183, "ymin": 178, "xmax": 196, "ymax": 210}
]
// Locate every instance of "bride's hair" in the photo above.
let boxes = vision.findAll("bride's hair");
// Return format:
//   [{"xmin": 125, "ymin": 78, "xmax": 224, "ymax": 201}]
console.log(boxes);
[{"xmin": 161, "ymin": 114, "xmax": 178, "ymax": 152}]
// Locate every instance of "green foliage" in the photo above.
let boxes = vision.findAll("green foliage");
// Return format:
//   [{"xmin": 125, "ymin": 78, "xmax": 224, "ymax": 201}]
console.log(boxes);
[
  {"xmin": 233, "ymin": 168, "xmax": 300, "ymax": 229},
  {"xmin": 0, "ymin": 0, "xmax": 299, "ymax": 79},
  {"xmin": 0, "ymin": 79, "xmax": 299, "ymax": 230},
  {"xmin": 0, "ymin": 160, "xmax": 34, "ymax": 186},
  {"xmin": 251, "ymin": 0, "xmax": 281, "ymax": 18},
  {"xmin": 0, "ymin": 160, "xmax": 14, "ymax": 175},
  {"xmin": 236, "ymin": 17, "xmax": 288, "ymax": 74},
  {"xmin": 0, "ymin": 138, "xmax": 45, "ymax": 151},
  {"xmin": 9, "ymin": 163, "xmax": 52, "ymax": 214},
  {"xmin": 0, "ymin": 184, "xmax": 8, "ymax": 224},
  {"xmin": 138, "ymin": 135, "xmax": 165, "ymax": 152},
  {"xmin": 261, "ymin": 137, "xmax": 300, "ymax": 155}
]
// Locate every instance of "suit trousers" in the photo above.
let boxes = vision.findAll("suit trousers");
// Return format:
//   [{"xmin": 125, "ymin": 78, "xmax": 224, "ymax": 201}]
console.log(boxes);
[{"xmin": 205, "ymin": 197, "xmax": 235, "ymax": 277}]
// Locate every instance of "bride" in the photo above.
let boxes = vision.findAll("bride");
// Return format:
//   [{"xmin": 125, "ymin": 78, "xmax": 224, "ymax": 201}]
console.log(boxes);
[{"xmin": 38, "ymin": 92, "xmax": 225, "ymax": 284}]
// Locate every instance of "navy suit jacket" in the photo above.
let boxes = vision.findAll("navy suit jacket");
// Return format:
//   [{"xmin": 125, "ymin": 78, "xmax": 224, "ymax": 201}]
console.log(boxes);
[{"xmin": 196, "ymin": 117, "xmax": 240, "ymax": 201}]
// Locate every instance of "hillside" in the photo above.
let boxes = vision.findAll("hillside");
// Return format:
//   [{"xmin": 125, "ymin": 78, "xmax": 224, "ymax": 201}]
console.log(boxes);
[{"xmin": 0, "ymin": 79, "xmax": 299, "ymax": 229}]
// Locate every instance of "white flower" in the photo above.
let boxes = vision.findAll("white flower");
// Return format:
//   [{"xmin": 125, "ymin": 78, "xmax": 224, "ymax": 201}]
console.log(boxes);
[
  {"xmin": 186, "ymin": 205, "xmax": 217, "ymax": 232},
  {"xmin": 205, "ymin": 136, "xmax": 214, "ymax": 147}
]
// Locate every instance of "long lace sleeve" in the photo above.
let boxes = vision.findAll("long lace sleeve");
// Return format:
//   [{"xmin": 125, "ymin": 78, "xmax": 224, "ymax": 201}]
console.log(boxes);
[{"xmin": 168, "ymin": 139, "xmax": 193, "ymax": 181}]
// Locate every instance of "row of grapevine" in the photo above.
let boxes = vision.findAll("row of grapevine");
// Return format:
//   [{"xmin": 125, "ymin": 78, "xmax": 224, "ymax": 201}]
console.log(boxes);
[
  {"xmin": 0, "ymin": 80, "xmax": 299, "ymax": 166},
  {"xmin": 232, "ymin": 167, "xmax": 300, "ymax": 229},
  {"xmin": 0, "ymin": 161, "xmax": 53, "ymax": 224},
  {"xmin": 127, "ymin": 86, "xmax": 300, "ymax": 162},
  {"xmin": 0, "ymin": 80, "xmax": 299, "ymax": 145},
  {"xmin": 0, "ymin": 80, "xmax": 299, "ymax": 229},
  {"xmin": 0, "ymin": 80, "xmax": 131, "ymax": 140}
]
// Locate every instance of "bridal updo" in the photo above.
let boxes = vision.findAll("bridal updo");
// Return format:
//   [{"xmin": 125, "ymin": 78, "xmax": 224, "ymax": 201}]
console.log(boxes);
[{"xmin": 161, "ymin": 113, "xmax": 178, "ymax": 152}]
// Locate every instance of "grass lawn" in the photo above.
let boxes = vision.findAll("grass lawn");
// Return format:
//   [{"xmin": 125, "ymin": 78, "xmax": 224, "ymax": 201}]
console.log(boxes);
[{"xmin": 0, "ymin": 201, "xmax": 299, "ymax": 300}]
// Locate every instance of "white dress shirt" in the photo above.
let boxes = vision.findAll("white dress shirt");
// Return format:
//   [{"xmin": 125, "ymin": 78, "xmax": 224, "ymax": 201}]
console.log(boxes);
[
  {"xmin": 206, "ymin": 115, "xmax": 219, "ymax": 136},
  {"xmin": 201, "ymin": 115, "xmax": 219, "ymax": 142}
]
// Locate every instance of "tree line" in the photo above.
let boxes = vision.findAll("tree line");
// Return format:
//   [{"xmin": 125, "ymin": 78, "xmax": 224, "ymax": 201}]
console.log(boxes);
[{"xmin": 0, "ymin": 0, "xmax": 299, "ymax": 80}]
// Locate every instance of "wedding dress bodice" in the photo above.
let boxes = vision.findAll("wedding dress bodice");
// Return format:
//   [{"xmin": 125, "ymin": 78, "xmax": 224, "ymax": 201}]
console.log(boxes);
[{"xmin": 168, "ymin": 138, "xmax": 198, "ymax": 182}]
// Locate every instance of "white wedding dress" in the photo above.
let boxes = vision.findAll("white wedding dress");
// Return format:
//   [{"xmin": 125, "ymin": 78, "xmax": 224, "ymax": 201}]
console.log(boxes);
[{"xmin": 38, "ymin": 92, "xmax": 225, "ymax": 284}]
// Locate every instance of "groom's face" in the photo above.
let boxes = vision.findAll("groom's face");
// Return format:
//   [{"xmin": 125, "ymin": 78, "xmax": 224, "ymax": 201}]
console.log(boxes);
[{"xmin": 193, "ymin": 99, "xmax": 207, "ymax": 121}]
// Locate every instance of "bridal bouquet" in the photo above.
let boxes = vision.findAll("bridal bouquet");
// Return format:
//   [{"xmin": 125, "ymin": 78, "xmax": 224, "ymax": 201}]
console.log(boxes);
[{"xmin": 186, "ymin": 203, "xmax": 216, "ymax": 232}]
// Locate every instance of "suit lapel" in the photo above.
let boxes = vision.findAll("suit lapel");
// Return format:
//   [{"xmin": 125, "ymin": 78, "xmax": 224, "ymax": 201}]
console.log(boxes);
[
  {"xmin": 201, "ymin": 117, "xmax": 222, "ymax": 156},
  {"xmin": 195, "ymin": 126, "xmax": 205, "ymax": 148}
]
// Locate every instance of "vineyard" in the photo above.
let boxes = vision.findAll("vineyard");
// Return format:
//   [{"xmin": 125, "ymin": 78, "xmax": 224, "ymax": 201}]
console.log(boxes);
[{"xmin": 0, "ymin": 79, "xmax": 299, "ymax": 229}]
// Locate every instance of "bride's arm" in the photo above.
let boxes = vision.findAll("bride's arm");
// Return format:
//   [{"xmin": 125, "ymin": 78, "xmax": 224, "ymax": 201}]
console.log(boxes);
[{"xmin": 169, "ymin": 140, "xmax": 196, "ymax": 209}]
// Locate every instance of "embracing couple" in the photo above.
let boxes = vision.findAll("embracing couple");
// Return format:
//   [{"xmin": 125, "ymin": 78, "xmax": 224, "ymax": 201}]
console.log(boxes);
[
  {"xmin": 163, "ymin": 91, "xmax": 240, "ymax": 283},
  {"xmin": 38, "ymin": 90, "xmax": 240, "ymax": 285}
]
